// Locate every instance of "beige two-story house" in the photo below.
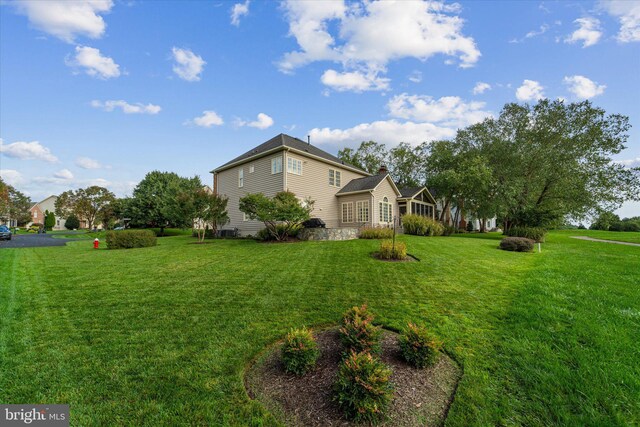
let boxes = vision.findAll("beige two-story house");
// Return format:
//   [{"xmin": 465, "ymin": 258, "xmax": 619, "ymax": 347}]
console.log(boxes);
[{"xmin": 211, "ymin": 134, "xmax": 435, "ymax": 236}]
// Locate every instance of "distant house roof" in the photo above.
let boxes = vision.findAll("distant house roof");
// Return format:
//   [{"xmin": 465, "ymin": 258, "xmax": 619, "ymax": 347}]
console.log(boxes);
[
  {"xmin": 336, "ymin": 173, "xmax": 401, "ymax": 197},
  {"xmin": 211, "ymin": 133, "xmax": 367, "ymax": 174}
]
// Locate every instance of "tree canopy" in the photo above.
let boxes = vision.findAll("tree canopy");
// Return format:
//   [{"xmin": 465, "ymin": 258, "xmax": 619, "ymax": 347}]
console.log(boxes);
[
  {"xmin": 129, "ymin": 171, "xmax": 202, "ymax": 235},
  {"xmin": 239, "ymin": 191, "xmax": 313, "ymax": 241},
  {"xmin": 336, "ymin": 99, "xmax": 639, "ymax": 229},
  {"xmin": 0, "ymin": 177, "xmax": 32, "ymax": 226},
  {"xmin": 55, "ymin": 186, "xmax": 116, "ymax": 230}
]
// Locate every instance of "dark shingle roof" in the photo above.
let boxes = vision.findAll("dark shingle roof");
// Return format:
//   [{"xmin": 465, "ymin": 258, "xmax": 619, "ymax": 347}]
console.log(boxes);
[
  {"xmin": 398, "ymin": 186, "xmax": 425, "ymax": 198},
  {"xmin": 336, "ymin": 174, "xmax": 388, "ymax": 195},
  {"xmin": 212, "ymin": 133, "xmax": 365, "ymax": 173}
]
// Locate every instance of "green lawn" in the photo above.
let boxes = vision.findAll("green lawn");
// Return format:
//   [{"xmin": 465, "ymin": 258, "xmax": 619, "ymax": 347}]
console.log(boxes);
[
  {"xmin": 556, "ymin": 228, "xmax": 640, "ymax": 244},
  {"xmin": 1, "ymin": 232, "xmax": 638, "ymax": 426}
]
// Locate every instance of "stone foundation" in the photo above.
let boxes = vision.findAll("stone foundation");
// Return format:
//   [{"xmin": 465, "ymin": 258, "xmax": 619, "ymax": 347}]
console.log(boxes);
[{"xmin": 298, "ymin": 227, "xmax": 359, "ymax": 241}]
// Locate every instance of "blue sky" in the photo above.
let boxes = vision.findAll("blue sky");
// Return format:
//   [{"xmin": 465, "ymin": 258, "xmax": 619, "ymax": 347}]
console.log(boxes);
[{"xmin": 1, "ymin": 0, "xmax": 639, "ymax": 218}]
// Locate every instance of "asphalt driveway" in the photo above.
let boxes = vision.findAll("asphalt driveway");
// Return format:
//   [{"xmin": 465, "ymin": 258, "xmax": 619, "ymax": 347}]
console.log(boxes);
[{"xmin": 0, "ymin": 233, "xmax": 84, "ymax": 249}]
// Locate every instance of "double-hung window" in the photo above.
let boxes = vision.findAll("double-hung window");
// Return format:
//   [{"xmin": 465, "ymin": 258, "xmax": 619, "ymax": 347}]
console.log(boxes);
[
  {"xmin": 287, "ymin": 157, "xmax": 303, "ymax": 175},
  {"xmin": 238, "ymin": 168, "xmax": 244, "ymax": 188},
  {"xmin": 271, "ymin": 157, "xmax": 283, "ymax": 174},
  {"xmin": 329, "ymin": 169, "xmax": 341, "ymax": 187}
]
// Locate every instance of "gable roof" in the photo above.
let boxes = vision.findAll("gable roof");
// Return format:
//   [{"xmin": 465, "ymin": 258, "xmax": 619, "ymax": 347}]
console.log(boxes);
[
  {"xmin": 336, "ymin": 173, "xmax": 401, "ymax": 197},
  {"xmin": 211, "ymin": 133, "xmax": 367, "ymax": 175},
  {"xmin": 397, "ymin": 186, "xmax": 437, "ymax": 204},
  {"xmin": 398, "ymin": 186, "xmax": 425, "ymax": 198}
]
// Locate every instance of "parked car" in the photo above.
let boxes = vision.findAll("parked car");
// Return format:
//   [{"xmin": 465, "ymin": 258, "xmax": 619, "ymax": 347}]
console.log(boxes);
[{"xmin": 0, "ymin": 225, "xmax": 12, "ymax": 241}]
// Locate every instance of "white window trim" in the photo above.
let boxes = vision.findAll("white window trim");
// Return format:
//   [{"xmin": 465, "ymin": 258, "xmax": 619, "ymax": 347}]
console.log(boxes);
[
  {"xmin": 249, "ymin": 164, "xmax": 255, "ymax": 173},
  {"xmin": 329, "ymin": 169, "xmax": 342, "ymax": 187},
  {"xmin": 238, "ymin": 168, "xmax": 244, "ymax": 188},
  {"xmin": 342, "ymin": 202, "xmax": 354, "ymax": 223},
  {"xmin": 356, "ymin": 200, "xmax": 369, "ymax": 223},
  {"xmin": 271, "ymin": 157, "xmax": 283, "ymax": 174},
  {"xmin": 379, "ymin": 197, "xmax": 393, "ymax": 223},
  {"xmin": 287, "ymin": 157, "xmax": 303, "ymax": 175}
]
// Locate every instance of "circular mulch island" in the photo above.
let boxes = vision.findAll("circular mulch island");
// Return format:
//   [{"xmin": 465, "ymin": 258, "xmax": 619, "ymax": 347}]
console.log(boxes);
[{"xmin": 245, "ymin": 328, "xmax": 462, "ymax": 426}]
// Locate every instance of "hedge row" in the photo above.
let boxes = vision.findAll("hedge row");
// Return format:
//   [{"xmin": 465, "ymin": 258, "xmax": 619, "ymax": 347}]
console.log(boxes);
[{"xmin": 105, "ymin": 230, "xmax": 157, "ymax": 249}]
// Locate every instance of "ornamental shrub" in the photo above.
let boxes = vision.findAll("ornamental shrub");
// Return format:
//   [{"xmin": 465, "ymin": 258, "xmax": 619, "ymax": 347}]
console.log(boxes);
[
  {"xmin": 505, "ymin": 226, "xmax": 547, "ymax": 243},
  {"xmin": 402, "ymin": 214, "xmax": 444, "ymax": 236},
  {"xmin": 399, "ymin": 323, "xmax": 442, "ymax": 368},
  {"xmin": 281, "ymin": 327, "xmax": 320, "ymax": 376},
  {"xmin": 339, "ymin": 304, "xmax": 382, "ymax": 354},
  {"xmin": 64, "ymin": 215, "xmax": 80, "ymax": 230},
  {"xmin": 255, "ymin": 224, "xmax": 301, "ymax": 241},
  {"xmin": 499, "ymin": 236, "xmax": 535, "ymax": 252},
  {"xmin": 359, "ymin": 226, "xmax": 393, "ymax": 239},
  {"xmin": 105, "ymin": 230, "xmax": 157, "ymax": 249},
  {"xmin": 333, "ymin": 351, "xmax": 393, "ymax": 423},
  {"xmin": 378, "ymin": 240, "xmax": 407, "ymax": 260}
]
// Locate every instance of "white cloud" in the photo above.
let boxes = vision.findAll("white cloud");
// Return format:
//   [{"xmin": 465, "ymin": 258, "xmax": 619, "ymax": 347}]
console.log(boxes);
[
  {"xmin": 387, "ymin": 93, "xmax": 491, "ymax": 128},
  {"xmin": 472, "ymin": 82, "xmax": 491, "ymax": 95},
  {"xmin": 230, "ymin": 1, "xmax": 250, "ymax": 26},
  {"xmin": 565, "ymin": 17, "xmax": 602, "ymax": 47},
  {"xmin": 279, "ymin": 0, "xmax": 480, "ymax": 91},
  {"xmin": 187, "ymin": 111, "xmax": 224, "ymax": 128},
  {"xmin": 615, "ymin": 157, "xmax": 640, "ymax": 168},
  {"xmin": 309, "ymin": 120, "xmax": 456, "ymax": 148},
  {"xmin": 516, "ymin": 79, "xmax": 545, "ymax": 101},
  {"xmin": 520, "ymin": 23, "xmax": 550, "ymax": 41},
  {"xmin": 408, "ymin": 70, "xmax": 422, "ymax": 83},
  {"xmin": 91, "ymin": 100, "xmax": 161, "ymax": 114},
  {"xmin": 54, "ymin": 169, "xmax": 74, "ymax": 180},
  {"xmin": 0, "ymin": 140, "xmax": 58, "ymax": 163},
  {"xmin": 11, "ymin": 0, "xmax": 113, "ymax": 43},
  {"xmin": 0, "ymin": 169, "xmax": 24, "ymax": 186},
  {"xmin": 66, "ymin": 46, "xmax": 120, "ymax": 79},
  {"xmin": 236, "ymin": 113, "xmax": 274, "ymax": 129},
  {"xmin": 76, "ymin": 157, "xmax": 102, "ymax": 169},
  {"xmin": 563, "ymin": 75, "xmax": 606, "ymax": 99},
  {"xmin": 171, "ymin": 47, "xmax": 206, "ymax": 82},
  {"xmin": 320, "ymin": 69, "xmax": 389, "ymax": 92},
  {"xmin": 600, "ymin": 1, "xmax": 640, "ymax": 42}
]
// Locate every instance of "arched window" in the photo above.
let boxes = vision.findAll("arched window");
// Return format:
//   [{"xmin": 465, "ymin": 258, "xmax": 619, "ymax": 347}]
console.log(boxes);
[{"xmin": 379, "ymin": 197, "xmax": 392, "ymax": 223}]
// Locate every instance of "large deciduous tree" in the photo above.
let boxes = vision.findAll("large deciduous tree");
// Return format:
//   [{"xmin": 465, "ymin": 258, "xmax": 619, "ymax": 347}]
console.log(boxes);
[
  {"xmin": 388, "ymin": 142, "xmax": 421, "ymax": 187},
  {"xmin": 55, "ymin": 186, "xmax": 116, "ymax": 230},
  {"xmin": 338, "ymin": 141, "xmax": 388, "ymax": 174},
  {"xmin": 460, "ymin": 99, "xmax": 640, "ymax": 229},
  {"xmin": 239, "ymin": 191, "xmax": 313, "ymax": 241},
  {"xmin": 129, "ymin": 171, "xmax": 202, "ymax": 236},
  {"xmin": 0, "ymin": 178, "xmax": 32, "ymax": 226}
]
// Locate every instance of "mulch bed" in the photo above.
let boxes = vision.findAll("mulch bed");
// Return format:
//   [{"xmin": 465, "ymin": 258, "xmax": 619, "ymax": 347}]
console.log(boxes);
[
  {"xmin": 370, "ymin": 252, "xmax": 419, "ymax": 262},
  {"xmin": 245, "ymin": 328, "xmax": 461, "ymax": 426}
]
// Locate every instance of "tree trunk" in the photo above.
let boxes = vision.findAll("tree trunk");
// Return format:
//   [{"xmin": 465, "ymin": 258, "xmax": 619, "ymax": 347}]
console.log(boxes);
[{"xmin": 160, "ymin": 226, "xmax": 165, "ymax": 237}]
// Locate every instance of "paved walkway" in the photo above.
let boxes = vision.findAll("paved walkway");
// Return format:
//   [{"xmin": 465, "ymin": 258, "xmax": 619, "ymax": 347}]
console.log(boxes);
[
  {"xmin": 570, "ymin": 236, "xmax": 640, "ymax": 247},
  {"xmin": 0, "ymin": 233, "xmax": 84, "ymax": 249}
]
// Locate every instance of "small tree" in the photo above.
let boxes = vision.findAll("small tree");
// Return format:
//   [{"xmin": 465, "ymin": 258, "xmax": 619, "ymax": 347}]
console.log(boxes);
[
  {"xmin": 179, "ymin": 188, "xmax": 229, "ymax": 242},
  {"xmin": 65, "ymin": 214, "xmax": 80, "ymax": 230},
  {"xmin": 44, "ymin": 210, "xmax": 56, "ymax": 231},
  {"xmin": 239, "ymin": 191, "xmax": 313, "ymax": 241}
]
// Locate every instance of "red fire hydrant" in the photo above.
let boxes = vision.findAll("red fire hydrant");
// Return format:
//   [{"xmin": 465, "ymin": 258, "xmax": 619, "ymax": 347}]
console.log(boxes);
[{"xmin": 93, "ymin": 238, "xmax": 99, "ymax": 249}]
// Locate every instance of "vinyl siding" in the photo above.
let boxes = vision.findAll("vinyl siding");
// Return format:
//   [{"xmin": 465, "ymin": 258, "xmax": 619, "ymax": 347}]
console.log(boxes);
[
  {"xmin": 371, "ymin": 177, "xmax": 399, "ymax": 226},
  {"xmin": 284, "ymin": 151, "xmax": 368, "ymax": 228},
  {"xmin": 336, "ymin": 193, "xmax": 373, "ymax": 227},
  {"xmin": 216, "ymin": 153, "xmax": 285, "ymax": 236}
]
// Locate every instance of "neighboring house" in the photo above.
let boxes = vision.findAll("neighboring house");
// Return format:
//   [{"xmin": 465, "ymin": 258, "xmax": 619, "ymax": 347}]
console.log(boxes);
[
  {"xmin": 211, "ymin": 134, "xmax": 436, "ymax": 236},
  {"xmin": 28, "ymin": 195, "xmax": 81, "ymax": 230}
]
